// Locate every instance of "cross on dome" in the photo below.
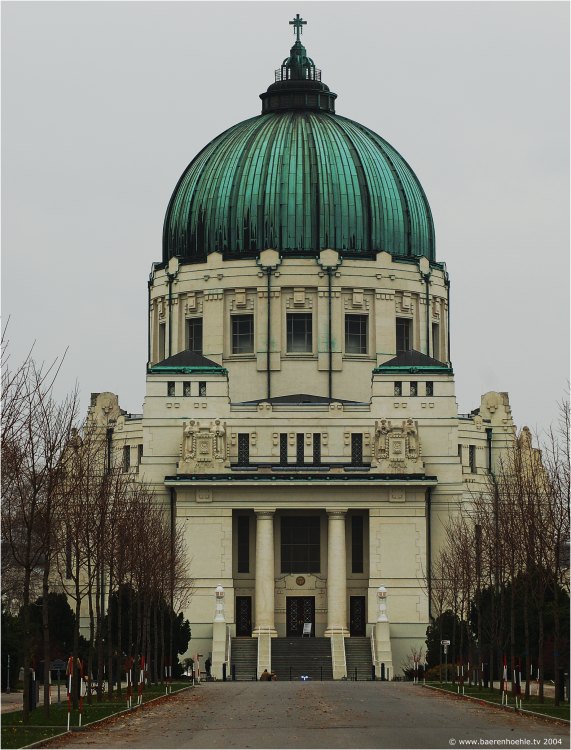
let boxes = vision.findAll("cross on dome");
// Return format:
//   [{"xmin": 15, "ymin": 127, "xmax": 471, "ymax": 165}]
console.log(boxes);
[{"xmin": 289, "ymin": 13, "xmax": 306, "ymax": 43}]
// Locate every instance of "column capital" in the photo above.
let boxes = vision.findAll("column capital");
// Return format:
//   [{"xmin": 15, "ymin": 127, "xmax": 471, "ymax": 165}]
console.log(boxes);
[
  {"xmin": 254, "ymin": 509, "xmax": 276, "ymax": 519},
  {"xmin": 326, "ymin": 509, "xmax": 347, "ymax": 518}
]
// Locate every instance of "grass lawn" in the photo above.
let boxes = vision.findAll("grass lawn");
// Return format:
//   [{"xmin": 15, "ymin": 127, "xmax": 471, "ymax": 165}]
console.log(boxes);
[
  {"xmin": 426, "ymin": 682, "xmax": 570, "ymax": 721},
  {"xmin": 1, "ymin": 681, "xmax": 191, "ymax": 749}
]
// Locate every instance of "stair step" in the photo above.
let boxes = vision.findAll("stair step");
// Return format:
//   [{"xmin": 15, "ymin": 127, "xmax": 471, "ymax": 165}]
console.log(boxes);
[{"xmin": 345, "ymin": 637, "xmax": 374, "ymax": 681}]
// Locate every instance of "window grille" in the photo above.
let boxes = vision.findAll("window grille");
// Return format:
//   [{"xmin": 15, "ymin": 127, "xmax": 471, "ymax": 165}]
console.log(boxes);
[
  {"xmin": 138, "ymin": 444, "xmax": 143, "ymax": 465},
  {"xmin": 167, "ymin": 381, "xmax": 175, "ymax": 397},
  {"xmin": 296, "ymin": 433, "xmax": 305, "ymax": 465},
  {"xmin": 287, "ymin": 313, "xmax": 312, "ymax": 353},
  {"xmin": 232, "ymin": 315, "xmax": 254, "ymax": 354},
  {"xmin": 183, "ymin": 381, "xmax": 191, "ymax": 397},
  {"xmin": 199, "ymin": 381, "xmax": 207, "ymax": 397},
  {"xmin": 238, "ymin": 433, "xmax": 250, "ymax": 465},
  {"xmin": 410, "ymin": 382, "xmax": 417, "ymax": 397},
  {"xmin": 312, "ymin": 434, "xmax": 321, "ymax": 465},
  {"xmin": 345, "ymin": 314, "xmax": 368, "ymax": 354},
  {"xmin": 280, "ymin": 433, "xmax": 288, "ymax": 465},
  {"xmin": 394, "ymin": 382, "xmax": 402, "ymax": 397},
  {"xmin": 351, "ymin": 434, "xmax": 363, "ymax": 465},
  {"xmin": 426, "ymin": 381, "xmax": 433, "ymax": 397}
]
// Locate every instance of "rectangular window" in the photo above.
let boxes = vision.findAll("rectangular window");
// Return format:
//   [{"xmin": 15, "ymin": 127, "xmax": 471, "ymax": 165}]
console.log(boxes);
[
  {"xmin": 183, "ymin": 381, "xmax": 191, "ymax": 397},
  {"xmin": 281, "ymin": 516, "xmax": 320, "ymax": 573},
  {"xmin": 237, "ymin": 516, "xmax": 250, "ymax": 573},
  {"xmin": 426, "ymin": 381, "xmax": 434, "ymax": 397},
  {"xmin": 432, "ymin": 323, "xmax": 440, "ymax": 361},
  {"xmin": 123, "ymin": 445, "xmax": 130, "ymax": 473},
  {"xmin": 279, "ymin": 433, "xmax": 288, "ymax": 465},
  {"xmin": 238, "ymin": 433, "xmax": 250, "ymax": 465},
  {"xmin": 351, "ymin": 515, "xmax": 364, "ymax": 574},
  {"xmin": 296, "ymin": 433, "xmax": 305, "ymax": 465},
  {"xmin": 396, "ymin": 318, "xmax": 412, "ymax": 354},
  {"xmin": 187, "ymin": 318, "xmax": 203, "ymax": 354},
  {"xmin": 287, "ymin": 313, "xmax": 312, "ymax": 353},
  {"xmin": 167, "ymin": 381, "xmax": 175, "ymax": 397},
  {"xmin": 158, "ymin": 323, "xmax": 166, "ymax": 362},
  {"xmin": 394, "ymin": 381, "xmax": 402, "ymax": 397},
  {"xmin": 312, "ymin": 433, "xmax": 321, "ymax": 465},
  {"xmin": 469, "ymin": 445, "xmax": 477, "ymax": 473},
  {"xmin": 138, "ymin": 444, "xmax": 143, "ymax": 465},
  {"xmin": 199, "ymin": 381, "xmax": 207, "ymax": 397},
  {"xmin": 232, "ymin": 315, "xmax": 254, "ymax": 354},
  {"xmin": 410, "ymin": 382, "xmax": 418, "ymax": 397},
  {"xmin": 345, "ymin": 314, "xmax": 368, "ymax": 354},
  {"xmin": 351, "ymin": 433, "xmax": 363, "ymax": 466}
]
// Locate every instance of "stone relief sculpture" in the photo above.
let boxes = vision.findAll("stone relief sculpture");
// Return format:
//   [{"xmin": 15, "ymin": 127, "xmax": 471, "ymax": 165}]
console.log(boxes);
[
  {"xmin": 373, "ymin": 418, "xmax": 424, "ymax": 474},
  {"xmin": 178, "ymin": 419, "xmax": 229, "ymax": 474}
]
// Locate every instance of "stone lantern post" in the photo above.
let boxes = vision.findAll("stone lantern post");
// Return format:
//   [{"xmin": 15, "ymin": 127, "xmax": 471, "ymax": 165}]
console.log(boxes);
[
  {"xmin": 211, "ymin": 584, "xmax": 227, "ymax": 680},
  {"xmin": 374, "ymin": 585, "xmax": 394, "ymax": 680}
]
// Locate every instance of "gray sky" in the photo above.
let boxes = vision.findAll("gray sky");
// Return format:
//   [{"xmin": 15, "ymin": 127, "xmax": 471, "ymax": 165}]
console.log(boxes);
[{"xmin": 2, "ymin": 1, "xmax": 569, "ymax": 437}]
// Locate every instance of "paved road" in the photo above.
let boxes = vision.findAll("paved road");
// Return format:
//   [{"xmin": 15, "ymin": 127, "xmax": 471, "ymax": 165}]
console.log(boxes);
[{"xmin": 49, "ymin": 682, "xmax": 569, "ymax": 750}]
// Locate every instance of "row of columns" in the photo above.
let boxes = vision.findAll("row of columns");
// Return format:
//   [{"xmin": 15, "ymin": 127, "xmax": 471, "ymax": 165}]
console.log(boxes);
[{"xmin": 252, "ymin": 509, "xmax": 349, "ymax": 638}]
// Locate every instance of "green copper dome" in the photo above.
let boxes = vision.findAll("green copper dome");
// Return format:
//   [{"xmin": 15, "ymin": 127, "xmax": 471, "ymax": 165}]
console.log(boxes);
[{"xmin": 163, "ymin": 17, "xmax": 435, "ymax": 264}]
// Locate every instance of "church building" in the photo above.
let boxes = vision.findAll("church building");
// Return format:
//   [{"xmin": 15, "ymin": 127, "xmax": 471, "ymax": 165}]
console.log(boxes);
[{"xmin": 88, "ymin": 16, "xmax": 517, "ymax": 679}]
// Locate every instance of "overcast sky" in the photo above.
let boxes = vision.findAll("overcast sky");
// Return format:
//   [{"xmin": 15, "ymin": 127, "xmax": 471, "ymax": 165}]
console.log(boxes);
[{"xmin": 2, "ymin": 1, "xmax": 569, "ymax": 437}]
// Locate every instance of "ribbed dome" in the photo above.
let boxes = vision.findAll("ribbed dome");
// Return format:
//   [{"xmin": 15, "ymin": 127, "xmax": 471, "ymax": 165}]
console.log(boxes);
[{"xmin": 163, "ymin": 20, "xmax": 435, "ymax": 264}]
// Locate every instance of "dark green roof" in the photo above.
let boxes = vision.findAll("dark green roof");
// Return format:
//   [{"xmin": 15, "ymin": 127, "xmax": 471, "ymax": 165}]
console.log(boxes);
[
  {"xmin": 374, "ymin": 349, "xmax": 452, "ymax": 374},
  {"xmin": 148, "ymin": 350, "xmax": 227, "ymax": 375},
  {"xmin": 163, "ymin": 19, "xmax": 435, "ymax": 264}
]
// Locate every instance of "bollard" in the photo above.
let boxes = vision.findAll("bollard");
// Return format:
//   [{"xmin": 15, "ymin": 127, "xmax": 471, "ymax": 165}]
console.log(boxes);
[
  {"xmin": 320, "ymin": 666, "xmax": 323, "ymax": 681},
  {"xmin": 354, "ymin": 667, "xmax": 357, "ymax": 682},
  {"xmin": 371, "ymin": 665, "xmax": 375, "ymax": 681},
  {"xmin": 222, "ymin": 663, "xmax": 227, "ymax": 682},
  {"xmin": 289, "ymin": 666, "xmax": 292, "ymax": 681},
  {"xmin": 381, "ymin": 663, "xmax": 385, "ymax": 682},
  {"xmin": 231, "ymin": 664, "xmax": 236, "ymax": 681}
]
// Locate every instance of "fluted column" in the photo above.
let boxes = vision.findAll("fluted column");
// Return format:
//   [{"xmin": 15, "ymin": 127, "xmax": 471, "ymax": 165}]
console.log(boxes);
[
  {"xmin": 325, "ymin": 510, "xmax": 349, "ymax": 636},
  {"xmin": 253, "ymin": 510, "xmax": 277, "ymax": 637}
]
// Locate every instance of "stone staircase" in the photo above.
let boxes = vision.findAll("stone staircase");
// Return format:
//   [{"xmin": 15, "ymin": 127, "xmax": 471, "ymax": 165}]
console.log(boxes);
[
  {"xmin": 345, "ymin": 637, "xmax": 374, "ymax": 680},
  {"xmin": 230, "ymin": 638, "xmax": 258, "ymax": 681},
  {"xmin": 271, "ymin": 638, "xmax": 333, "ymax": 681}
]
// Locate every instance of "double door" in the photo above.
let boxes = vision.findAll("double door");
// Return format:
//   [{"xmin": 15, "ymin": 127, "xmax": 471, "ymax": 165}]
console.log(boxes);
[{"xmin": 286, "ymin": 596, "xmax": 315, "ymax": 637}]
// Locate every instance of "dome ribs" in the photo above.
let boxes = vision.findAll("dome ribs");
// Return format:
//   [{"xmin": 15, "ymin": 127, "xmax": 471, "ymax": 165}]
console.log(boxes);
[{"xmin": 163, "ymin": 111, "xmax": 435, "ymax": 262}]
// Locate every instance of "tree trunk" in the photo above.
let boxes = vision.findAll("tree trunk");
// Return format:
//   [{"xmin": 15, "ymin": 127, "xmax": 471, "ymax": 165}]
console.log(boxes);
[
  {"xmin": 538, "ymin": 606, "xmax": 545, "ymax": 702},
  {"xmin": 116, "ymin": 584, "xmax": 123, "ymax": 697},
  {"xmin": 42, "ymin": 559, "xmax": 51, "ymax": 718},
  {"xmin": 107, "ymin": 559, "xmax": 114, "ymax": 699},
  {"xmin": 523, "ymin": 582, "xmax": 531, "ymax": 699}
]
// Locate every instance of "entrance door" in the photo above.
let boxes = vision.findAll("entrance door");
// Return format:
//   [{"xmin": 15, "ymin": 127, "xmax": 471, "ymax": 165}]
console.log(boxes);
[
  {"xmin": 236, "ymin": 596, "xmax": 252, "ymax": 636},
  {"xmin": 286, "ymin": 597, "xmax": 315, "ymax": 637},
  {"xmin": 350, "ymin": 596, "xmax": 366, "ymax": 636}
]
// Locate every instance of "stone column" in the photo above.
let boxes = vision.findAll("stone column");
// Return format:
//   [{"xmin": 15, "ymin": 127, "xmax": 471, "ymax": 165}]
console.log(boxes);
[
  {"xmin": 253, "ymin": 510, "xmax": 277, "ymax": 637},
  {"xmin": 325, "ymin": 510, "xmax": 349, "ymax": 636}
]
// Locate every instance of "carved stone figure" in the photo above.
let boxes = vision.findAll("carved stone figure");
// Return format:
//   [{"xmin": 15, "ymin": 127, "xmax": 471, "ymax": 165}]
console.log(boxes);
[
  {"xmin": 373, "ymin": 418, "xmax": 424, "ymax": 474},
  {"xmin": 178, "ymin": 419, "xmax": 229, "ymax": 474}
]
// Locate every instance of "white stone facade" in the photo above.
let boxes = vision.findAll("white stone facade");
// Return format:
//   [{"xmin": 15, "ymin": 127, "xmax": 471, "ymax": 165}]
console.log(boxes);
[{"xmin": 90, "ymin": 249, "xmax": 517, "ymax": 677}]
